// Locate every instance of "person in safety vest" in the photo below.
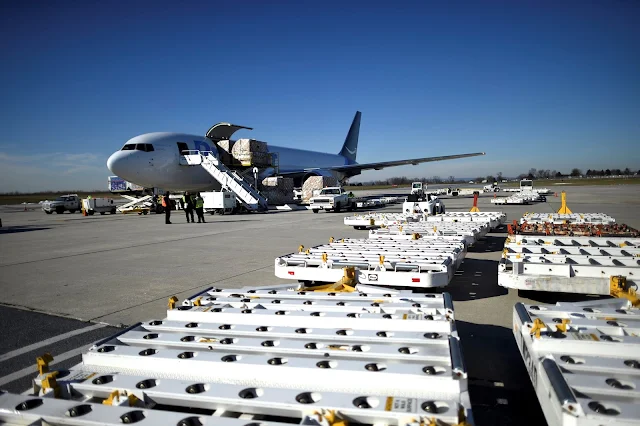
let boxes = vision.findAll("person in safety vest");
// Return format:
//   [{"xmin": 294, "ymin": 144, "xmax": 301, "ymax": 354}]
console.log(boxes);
[
  {"xmin": 181, "ymin": 192, "xmax": 195, "ymax": 223},
  {"xmin": 194, "ymin": 193, "xmax": 205, "ymax": 223},
  {"xmin": 162, "ymin": 192, "xmax": 172, "ymax": 224}
]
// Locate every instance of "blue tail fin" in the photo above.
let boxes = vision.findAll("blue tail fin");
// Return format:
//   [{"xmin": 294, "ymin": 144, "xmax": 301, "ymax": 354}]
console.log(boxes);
[{"xmin": 338, "ymin": 111, "xmax": 361, "ymax": 163}]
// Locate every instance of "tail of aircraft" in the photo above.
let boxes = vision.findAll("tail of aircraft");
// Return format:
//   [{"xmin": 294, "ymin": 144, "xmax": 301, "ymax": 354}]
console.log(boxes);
[{"xmin": 338, "ymin": 111, "xmax": 361, "ymax": 163}]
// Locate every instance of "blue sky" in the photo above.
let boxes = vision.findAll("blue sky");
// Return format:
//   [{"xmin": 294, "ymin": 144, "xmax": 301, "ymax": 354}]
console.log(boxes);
[{"xmin": 1, "ymin": 1, "xmax": 638, "ymax": 191}]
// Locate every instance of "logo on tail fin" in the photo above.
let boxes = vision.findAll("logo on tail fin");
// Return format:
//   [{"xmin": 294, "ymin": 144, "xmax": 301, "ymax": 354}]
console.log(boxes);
[{"xmin": 339, "ymin": 111, "xmax": 361, "ymax": 163}]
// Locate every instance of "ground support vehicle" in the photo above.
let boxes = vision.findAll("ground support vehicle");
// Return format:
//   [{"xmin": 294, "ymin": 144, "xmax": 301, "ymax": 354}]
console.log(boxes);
[
  {"xmin": 41, "ymin": 194, "xmax": 81, "ymax": 214},
  {"xmin": 483, "ymin": 183, "xmax": 500, "ymax": 192},
  {"xmin": 202, "ymin": 191, "xmax": 237, "ymax": 215},
  {"xmin": 309, "ymin": 187, "xmax": 362, "ymax": 213},
  {"xmin": 275, "ymin": 240, "xmax": 461, "ymax": 288},
  {"xmin": 0, "ymin": 284, "xmax": 474, "ymax": 426},
  {"xmin": 513, "ymin": 299, "xmax": 640, "ymax": 426},
  {"xmin": 410, "ymin": 181, "xmax": 426, "ymax": 198},
  {"xmin": 402, "ymin": 199, "xmax": 445, "ymax": 215},
  {"xmin": 81, "ymin": 198, "xmax": 117, "ymax": 215},
  {"xmin": 519, "ymin": 213, "xmax": 616, "ymax": 225}
]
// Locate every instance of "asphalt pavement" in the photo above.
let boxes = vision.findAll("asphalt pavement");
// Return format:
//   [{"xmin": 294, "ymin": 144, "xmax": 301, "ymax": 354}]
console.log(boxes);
[{"xmin": 0, "ymin": 184, "xmax": 638, "ymax": 424}]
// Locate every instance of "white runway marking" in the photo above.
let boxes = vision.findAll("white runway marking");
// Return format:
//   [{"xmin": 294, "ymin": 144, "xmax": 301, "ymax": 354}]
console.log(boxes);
[{"xmin": 0, "ymin": 323, "xmax": 105, "ymax": 363}]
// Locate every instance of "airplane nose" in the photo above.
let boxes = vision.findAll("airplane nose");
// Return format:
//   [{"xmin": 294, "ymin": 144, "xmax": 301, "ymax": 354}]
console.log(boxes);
[{"xmin": 107, "ymin": 151, "xmax": 128, "ymax": 176}]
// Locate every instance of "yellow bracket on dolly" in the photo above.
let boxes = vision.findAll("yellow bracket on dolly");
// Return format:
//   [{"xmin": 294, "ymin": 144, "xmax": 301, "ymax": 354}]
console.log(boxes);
[
  {"xmin": 302, "ymin": 267, "xmax": 357, "ymax": 293},
  {"xmin": 610, "ymin": 276, "xmax": 639, "ymax": 307}
]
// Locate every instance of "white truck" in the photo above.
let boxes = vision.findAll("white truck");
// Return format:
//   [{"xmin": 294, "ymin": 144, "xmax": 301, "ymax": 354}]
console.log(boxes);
[
  {"xmin": 520, "ymin": 179, "xmax": 533, "ymax": 191},
  {"xmin": 82, "ymin": 198, "xmax": 117, "ymax": 215},
  {"xmin": 309, "ymin": 187, "xmax": 358, "ymax": 213},
  {"xmin": 41, "ymin": 194, "xmax": 81, "ymax": 214},
  {"xmin": 483, "ymin": 182, "xmax": 500, "ymax": 192},
  {"xmin": 411, "ymin": 181, "xmax": 426, "ymax": 197}
]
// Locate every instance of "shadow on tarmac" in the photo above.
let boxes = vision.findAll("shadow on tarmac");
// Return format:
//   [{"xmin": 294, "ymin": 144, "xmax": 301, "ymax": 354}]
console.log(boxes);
[
  {"xmin": 468, "ymin": 235, "xmax": 507, "ymax": 254},
  {"xmin": 446, "ymin": 259, "xmax": 507, "ymax": 301},
  {"xmin": 456, "ymin": 320, "xmax": 547, "ymax": 426},
  {"xmin": 0, "ymin": 226, "xmax": 51, "ymax": 235},
  {"xmin": 517, "ymin": 289, "xmax": 612, "ymax": 304}
]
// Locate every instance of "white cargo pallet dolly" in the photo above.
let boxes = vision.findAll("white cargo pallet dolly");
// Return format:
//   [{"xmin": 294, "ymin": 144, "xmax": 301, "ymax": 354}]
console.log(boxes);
[
  {"xmin": 344, "ymin": 213, "xmax": 421, "ymax": 230},
  {"xmin": 0, "ymin": 284, "xmax": 474, "ymax": 426},
  {"xmin": 422, "ymin": 212, "xmax": 506, "ymax": 230},
  {"xmin": 275, "ymin": 248, "xmax": 455, "ymax": 288},
  {"xmin": 318, "ymin": 238, "xmax": 467, "ymax": 264},
  {"xmin": 519, "ymin": 213, "xmax": 616, "ymax": 225},
  {"xmin": 499, "ymin": 249, "xmax": 640, "ymax": 295},
  {"xmin": 513, "ymin": 298, "xmax": 640, "ymax": 426},
  {"xmin": 344, "ymin": 212, "xmax": 506, "ymax": 231},
  {"xmin": 368, "ymin": 227, "xmax": 480, "ymax": 247},
  {"xmin": 506, "ymin": 235, "xmax": 639, "ymax": 248}
]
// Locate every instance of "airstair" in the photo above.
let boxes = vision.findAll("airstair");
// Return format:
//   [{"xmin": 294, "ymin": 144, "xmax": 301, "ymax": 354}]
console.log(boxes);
[{"xmin": 181, "ymin": 150, "xmax": 268, "ymax": 212}]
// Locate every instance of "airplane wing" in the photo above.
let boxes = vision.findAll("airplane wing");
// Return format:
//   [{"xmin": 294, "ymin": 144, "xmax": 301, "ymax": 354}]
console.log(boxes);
[{"xmin": 307, "ymin": 152, "xmax": 485, "ymax": 173}]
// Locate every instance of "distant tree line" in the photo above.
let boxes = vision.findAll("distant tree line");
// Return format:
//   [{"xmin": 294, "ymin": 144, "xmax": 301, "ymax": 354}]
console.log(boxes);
[
  {"xmin": 514, "ymin": 167, "xmax": 637, "ymax": 180},
  {"xmin": 351, "ymin": 167, "xmax": 638, "ymax": 186}
]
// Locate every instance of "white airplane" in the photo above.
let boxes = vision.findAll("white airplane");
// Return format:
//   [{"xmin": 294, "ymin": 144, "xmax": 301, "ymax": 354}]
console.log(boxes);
[{"xmin": 106, "ymin": 111, "xmax": 485, "ymax": 191}]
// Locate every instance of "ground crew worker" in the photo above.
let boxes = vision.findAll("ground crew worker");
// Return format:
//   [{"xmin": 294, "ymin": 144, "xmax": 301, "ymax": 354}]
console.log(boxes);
[
  {"xmin": 163, "ymin": 192, "xmax": 172, "ymax": 224},
  {"xmin": 181, "ymin": 192, "xmax": 195, "ymax": 223},
  {"xmin": 348, "ymin": 191, "xmax": 354, "ymax": 198},
  {"xmin": 195, "ymin": 193, "xmax": 205, "ymax": 223}
]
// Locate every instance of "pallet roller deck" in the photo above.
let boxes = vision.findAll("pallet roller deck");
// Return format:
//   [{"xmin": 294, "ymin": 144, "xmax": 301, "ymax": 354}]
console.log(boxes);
[
  {"xmin": 275, "ymin": 243, "xmax": 458, "ymax": 288},
  {"xmin": 344, "ymin": 212, "xmax": 505, "ymax": 231},
  {"xmin": 369, "ymin": 225, "xmax": 484, "ymax": 246},
  {"xmin": 499, "ymin": 248, "xmax": 640, "ymax": 295},
  {"xmin": 519, "ymin": 213, "xmax": 617, "ymax": 225},
  {"xmin": 0, "ymin": 284, "xmax": 473, "ymax": 426},
  {"xmin": 513, "ymin": 299, "xmax": 640, "ymax": 426}
]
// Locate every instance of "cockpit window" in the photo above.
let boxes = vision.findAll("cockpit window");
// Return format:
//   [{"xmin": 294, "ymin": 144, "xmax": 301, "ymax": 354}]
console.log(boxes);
[{"xmin": 122, "ymin": 144, "xmax": 154, "ymax": 152}]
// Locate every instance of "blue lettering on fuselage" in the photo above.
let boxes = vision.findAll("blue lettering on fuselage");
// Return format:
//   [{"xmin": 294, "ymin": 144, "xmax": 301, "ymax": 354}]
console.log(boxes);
[{"xmin": 194, "ymin": 140, "xmax": 212, "ymax": 153}]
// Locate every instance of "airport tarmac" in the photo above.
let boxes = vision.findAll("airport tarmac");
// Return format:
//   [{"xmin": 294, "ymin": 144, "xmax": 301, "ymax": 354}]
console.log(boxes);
[{"xmin": 0, "ymin": 185, "xmax": 638, "ymax": 425}]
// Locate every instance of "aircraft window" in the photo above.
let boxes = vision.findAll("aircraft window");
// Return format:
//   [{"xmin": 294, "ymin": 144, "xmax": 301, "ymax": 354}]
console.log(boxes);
[
  {"xmin": 146, "ymin": 144, "xmax": 154, "ymax": 152},
  {"xmin": 136, "ymin": 144, "xmax": 146, "ymax": 151},
  {"xmin": 121, "ymin": 144, "xmax": 135, "ymax": 151}
]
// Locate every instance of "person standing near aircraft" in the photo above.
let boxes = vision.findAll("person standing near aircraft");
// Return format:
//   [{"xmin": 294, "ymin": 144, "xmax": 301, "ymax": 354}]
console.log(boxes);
[
  {"xmin": 163, "ymin": 192, "xmax": 172, "ymax": 224},
  {"xmin": 181, "ymin": 192, "xmax": 195, "ymax": 223},
  {"xmin": 195, "ymin": 193, "xmax": 205, "ymax": 223}
]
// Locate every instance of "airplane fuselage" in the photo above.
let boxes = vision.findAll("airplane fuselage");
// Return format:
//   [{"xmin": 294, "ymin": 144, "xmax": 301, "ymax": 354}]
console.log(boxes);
[{"xmin": 107, "ymin": 133, "xmax": 352, "ymax": 192}]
